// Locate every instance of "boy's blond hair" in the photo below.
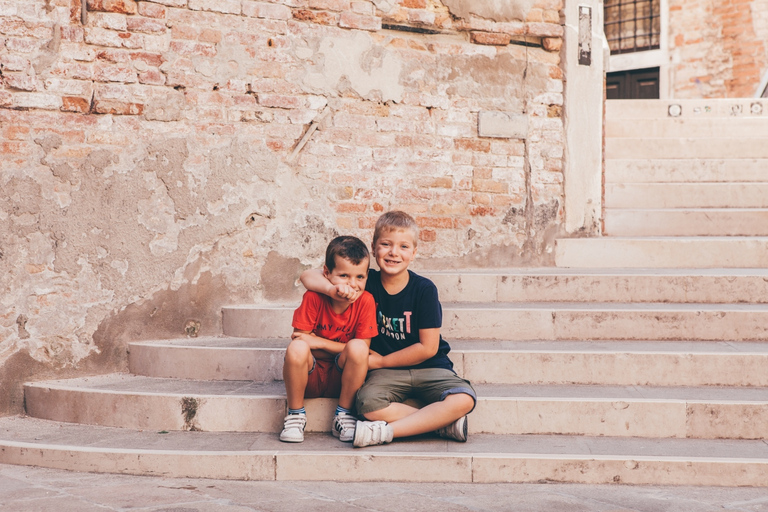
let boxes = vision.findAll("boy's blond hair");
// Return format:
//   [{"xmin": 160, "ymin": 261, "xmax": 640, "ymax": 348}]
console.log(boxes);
[{"xmin": 372, "ymin": 211, "xmax": 419, "ymax": 248}]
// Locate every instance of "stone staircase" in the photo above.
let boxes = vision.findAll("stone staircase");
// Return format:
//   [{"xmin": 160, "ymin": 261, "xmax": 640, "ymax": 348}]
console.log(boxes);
[
  {"xmin": 3, "ymin": 99, "xmax": 768, "ymax": 485},
  {"xmin": 558, "ymin": 98, "xmax": 768, "ymax": 267}
]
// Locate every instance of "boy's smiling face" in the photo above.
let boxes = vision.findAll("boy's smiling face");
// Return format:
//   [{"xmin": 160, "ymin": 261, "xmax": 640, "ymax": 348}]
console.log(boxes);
[
  {"xmin": 323, "ymin": 255, "xmax": 369, "ymax": 301},
  {"xmin": 373, "ymin": 228, "xmax": 416, "ymax": 277}
]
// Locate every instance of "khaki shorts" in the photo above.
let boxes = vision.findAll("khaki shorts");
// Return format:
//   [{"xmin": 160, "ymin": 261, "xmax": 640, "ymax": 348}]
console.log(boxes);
[{"xmin": 355, "ymin": 368, "xmax": 476, "ymax": 415}]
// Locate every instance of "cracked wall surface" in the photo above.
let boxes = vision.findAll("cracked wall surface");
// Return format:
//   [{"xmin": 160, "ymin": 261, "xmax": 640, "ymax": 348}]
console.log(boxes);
[{"xmin": 0, "ymin": 0, "xmax": 566, "ymax": 415}]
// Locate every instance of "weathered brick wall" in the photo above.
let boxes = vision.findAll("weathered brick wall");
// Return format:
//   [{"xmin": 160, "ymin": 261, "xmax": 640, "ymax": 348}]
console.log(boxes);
[
  {"xmin": 669, "ymin": 0, "xmax": 768, "ymax": 98},
  {"xmin": 0, "ymin": 0, "xmax": 565, "ymax": 414}
]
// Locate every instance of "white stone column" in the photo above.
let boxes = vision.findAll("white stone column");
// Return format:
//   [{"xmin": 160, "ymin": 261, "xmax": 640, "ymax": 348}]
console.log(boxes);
[{"xmin": 562, "ymin": 0, "xmax": 605, "ymax": 235}]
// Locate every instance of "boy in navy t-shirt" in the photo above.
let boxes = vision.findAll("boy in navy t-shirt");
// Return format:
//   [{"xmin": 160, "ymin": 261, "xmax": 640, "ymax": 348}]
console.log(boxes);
[{"xmin": 300, "ymin": 211, "xmax": 476, "ymax": 447}]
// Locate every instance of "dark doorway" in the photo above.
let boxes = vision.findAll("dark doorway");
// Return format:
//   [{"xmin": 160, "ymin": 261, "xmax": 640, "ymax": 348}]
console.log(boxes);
[{"xmin": 606, "ymin": 67, "xmax": 660, "ymax": 99}]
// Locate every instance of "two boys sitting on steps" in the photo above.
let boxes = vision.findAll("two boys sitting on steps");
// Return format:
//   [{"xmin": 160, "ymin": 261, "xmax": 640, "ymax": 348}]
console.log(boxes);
[{"xmin": 280, "ymin": 211, "xmax": 476, "ymax": 447}]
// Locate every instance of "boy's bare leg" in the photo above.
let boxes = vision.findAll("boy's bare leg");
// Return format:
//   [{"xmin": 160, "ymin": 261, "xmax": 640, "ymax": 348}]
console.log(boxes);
[
  {"xmin": 364, "ymin": 393, "xmax": 475, "ymax": 438},
  {"xmin": 283, "ymin": 339, "xmax": 313, "ymax": 410},
  {"xmin": 336, "ymin": 338, "xmax": 369, "ymax": 410}
]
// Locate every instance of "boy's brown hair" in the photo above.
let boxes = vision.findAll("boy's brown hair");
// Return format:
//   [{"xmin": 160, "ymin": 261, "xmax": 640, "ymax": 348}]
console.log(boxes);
[
  {"xmin": 325, "ymin": 235, "xmax": 370, "ymax": 271},
  {"xmin": 372, "ymin": 211, "xmax": 419, "ymax": 248}
]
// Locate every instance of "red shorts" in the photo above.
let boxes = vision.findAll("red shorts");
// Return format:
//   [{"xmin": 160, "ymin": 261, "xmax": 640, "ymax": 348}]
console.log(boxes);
[{"xmin": 305, "ymin": 356, "xmax": 342, "ymax": 398}]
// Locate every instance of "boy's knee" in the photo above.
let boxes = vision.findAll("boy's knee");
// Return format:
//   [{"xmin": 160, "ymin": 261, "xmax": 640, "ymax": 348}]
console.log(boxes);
[
  {"xmin": 344, "ymin": 338, "xmax": 369, "ymax": 362},
  {"xmin": 446, "ymin": 392, "xmax": 476, "ymax": 415},
  {"xmin": 284, "ymin": 339, "xmax": 310, "ymax": 364}
]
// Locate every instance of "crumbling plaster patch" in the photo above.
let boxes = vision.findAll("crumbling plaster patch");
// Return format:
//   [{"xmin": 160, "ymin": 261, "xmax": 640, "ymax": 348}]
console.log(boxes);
[
  {"xmin": 304, "ymin": 31, "xmax": 404, "ymax": 102},
  {"xmin": 441, "ymin": 0, "xmax": 538, "ymax": 23}
]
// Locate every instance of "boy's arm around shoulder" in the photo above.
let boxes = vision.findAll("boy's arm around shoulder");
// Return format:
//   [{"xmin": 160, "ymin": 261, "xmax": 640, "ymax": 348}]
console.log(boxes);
[{"xmin": 299, "ymin": 268, "xmax": 361, "ymax": 303}]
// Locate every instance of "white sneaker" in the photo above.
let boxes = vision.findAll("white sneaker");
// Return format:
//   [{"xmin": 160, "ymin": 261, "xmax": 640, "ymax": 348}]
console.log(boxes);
[
  {"xmin": 353, "ymin": 420, "xmax": 394, "ymax": 448},
  {"xmin": 332, "ymin": 412, "xmax": 357, "ymax": 442},
  {"xmin": 436, "ymin": 415, "xmax": 468, "ymax": 442},
  {"xmin": 279, "ymin": 413, "xmax": 306, "ymax": 443}
]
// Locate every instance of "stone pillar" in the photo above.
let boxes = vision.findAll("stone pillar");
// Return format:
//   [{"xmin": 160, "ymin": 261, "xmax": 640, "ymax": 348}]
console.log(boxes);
[{"xmin": 562, "ymin": 1, "xmax": 605, "ymax": 235}]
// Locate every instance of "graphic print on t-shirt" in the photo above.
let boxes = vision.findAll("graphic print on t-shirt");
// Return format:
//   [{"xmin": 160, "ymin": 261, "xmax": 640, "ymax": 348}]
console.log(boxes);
[
  {"xmin": 378, "ymin": 310, "xmax": 412, "ymax": 340},
  {"xmin": 315, "ymin": 323, "xmax": 354, "ymax": 342}
]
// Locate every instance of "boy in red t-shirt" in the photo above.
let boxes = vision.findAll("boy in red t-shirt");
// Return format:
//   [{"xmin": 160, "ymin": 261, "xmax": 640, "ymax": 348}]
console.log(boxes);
[{"xmin": 280, "ymin": 235, "xmax": 377, "ymax": 443}]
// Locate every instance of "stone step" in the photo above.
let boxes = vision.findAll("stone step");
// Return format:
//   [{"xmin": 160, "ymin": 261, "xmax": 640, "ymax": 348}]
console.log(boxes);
[
  {"xmin": 422, "ymin": 268, "xmax": 768, "ymax": 303},
  {"xmin": 605, "ymin": 183, "xmax": 768, "ymax": 208},
  {"xmin": 606, "ymin": 98, "xmax": 768, "ymax": 119},
  {"xmin": 605, "ymin": 159, "xmax": 768, "ymax": 184},
  {"xmin": 606, "ymin": 138, "xmax": 768, "ymax": 160},
  {"xmin": 130, "ymin": 338, "xmax": 768, "ymax": 387},
  {"xmin": 604, "ymin": 208, "xmax": 768, "ymax": 236},
  {"xmin": 555, "ymin": 237, "xmax": 768, "ymax": 269},
  {"xmin": 2, "ymin": 416, "xmax": 767, "ymax": 485},
  {"xmin": 223, "ymin": 302, "xmax": 768, "ymax": 340},
  {"xmin": 606, "ymin": 117, "xmax": 768, "ymax": 139},
  {"xmin": 23, "ymin": 375, "xmax": 768, "ymax": 440}
]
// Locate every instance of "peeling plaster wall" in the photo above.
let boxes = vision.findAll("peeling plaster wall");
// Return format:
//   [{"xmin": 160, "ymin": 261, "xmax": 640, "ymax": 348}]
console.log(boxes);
[{"xmin": 0, "ymin": 0, "xmax": 567, "ymax": 415}]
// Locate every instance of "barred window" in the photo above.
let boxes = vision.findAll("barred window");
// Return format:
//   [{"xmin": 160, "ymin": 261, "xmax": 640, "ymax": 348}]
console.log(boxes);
[{"xmin": 604, "ymin": 0, "xmax": 661, "ymax": 54}]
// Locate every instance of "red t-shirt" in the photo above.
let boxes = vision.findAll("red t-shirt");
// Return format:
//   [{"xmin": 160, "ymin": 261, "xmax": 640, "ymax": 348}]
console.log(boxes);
[{"xmin": 292, "ymin": 290, "xmax": 377, "ymax": 343}]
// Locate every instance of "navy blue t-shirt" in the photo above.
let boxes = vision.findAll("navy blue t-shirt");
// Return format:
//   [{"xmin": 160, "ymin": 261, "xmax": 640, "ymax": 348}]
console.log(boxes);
[{"xmin": 365, "ymin": 269, "xmax": 454, "ymax": 371}]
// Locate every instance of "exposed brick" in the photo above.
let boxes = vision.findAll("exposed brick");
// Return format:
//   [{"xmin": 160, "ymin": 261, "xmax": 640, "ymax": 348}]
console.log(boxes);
[
  {"xmin": 138, "ymin": 69, "xmax": 166, "ymax": 85},
  {"xmin": 525, "ymin": 22, "xmax": 563, "ymax": 37},
  {"xmin": 87, "ymin": 0, "xmax": 138, "ymax": 14},
  {"xmin": 470, "ymin": 205, "xmax": 494, "ymax": 216},
  {"xmin": 94, "ymin": 63, "xmax": 137, "ymax": 83},
  {"xmin": 130, "ymin": 51, "xmax": 164, "ymax": 67},
  {"xmin": 138, "ymin": 2, "xmax": 167, "ymax": 18},
  {"xmin": 419, "ymin": 229, "xmax": 436, "ymax": 242},
  {"xmin": 199, "ymin": 28, "xmax": 222, "ymax": 43},
  {"xmin": 408, "ymin": 9, "xmax": 435, "ymax": 25},
  {"xmin": 308, "ymin": 0, "xmax": 350, "ymax": 11},
  {"xmin": 470, "ymin": 31, "xmax": 511, "ymax": 46},
  {"xmin": 13, "ymin": 92, "xmax": 62, "ymax": 110},
  {"xmin": 127, "ymin": 17, "xmax": 168, "ymax": 34},
  {"xmin": 93, "ymin": 99, "xmax": 144, "ymax": 115},
  {"xmin": 60, "ymin": 25, "xmax": 85, "ymax": 42},
  {"xmin": 526, "ymin": 8, "xmax": 543, "ymax": 22},
  {"xmin": 258, "ymin": 93, "xmax": 305, "ymax": 109},
  {"xmin": 543, "ymin": 9, "xmax": 560, "ymax": 23},
  {"xmin": 0, "ymin": 91, "xmax": 12, "ymax": 108},
  {"xmin": 292, "ymin": 9, "xmax": 339, "ymax": 25},
  {"xmin": 542, "ymin": 37, "xmax": 562, "ymax": 52},
  {"xmin": 0, "ymin": 54, "xmax": 29, "ymax": 72},
  {"xmin": 335, "ymin": 202, "xmax": 367, "ymax": 213},
  {"xmin": 3, "ymin": 73, "xmax": 39, "ymax": 91},
  {"xmin": 455, "ymin": 138, "xmax": 491, "ymax": 152},
  {"xmin": 339, "ymin": 11, "xmax": 381, "ymax": 31},
  {"xmin": 188, "ymin": 0, "xmax": 241, "ymax": 14},
  {"xmin": 243, "ymin": 1, "xmax": 293, "ymax": 20},
  {"xmin": 97, "ymin": 49, "xmax": 131, "ymax": 63},
  {"xmin": 350, "ymin": 1, "xmax": 372, "ymax": 14},
  {"xmin": 3, "ymin": 124, "xmax": 30, "ymax": 140},
  {"xmin": 61, "ymin": 96, "xmax": 91, "ymax": 113},
  {"xmin": 402, "ymin": 0, "xmax": 426, "ymax": 8},
  {"xmin": 169, "ymin": 40, "xmax": 217, "ymax": 56},
  {"xmin": 5, "ymin": 38, "xmax": 40, "ymax": 53},
  {"xmin": 473, "ymin": 167, "xmax": 492, "ymax": 179},
  {"xmin": 472, "ymin": 178, "xmax": 508, "ymax": 194},
  {"xmin": 416, "ymin": 216, "xmax": 453, "ymax": 229},
  {"xmin": 171, "ymin": 24, "xmax": 200, "ymax": 40}
]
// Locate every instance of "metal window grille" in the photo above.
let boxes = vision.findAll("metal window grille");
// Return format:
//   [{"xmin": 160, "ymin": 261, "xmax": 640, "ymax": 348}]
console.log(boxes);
[{"xmin": 604, "ymin": 0, "xmax": 660, "ymax": 54}]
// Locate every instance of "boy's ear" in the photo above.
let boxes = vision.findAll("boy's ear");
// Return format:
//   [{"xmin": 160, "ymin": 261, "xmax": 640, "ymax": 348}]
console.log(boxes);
[{"xmin": 322, "ymin": 264, "xmax": 330, "ymax": 278}]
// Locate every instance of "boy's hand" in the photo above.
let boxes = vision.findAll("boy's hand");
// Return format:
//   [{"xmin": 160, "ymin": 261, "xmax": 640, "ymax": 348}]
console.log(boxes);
[
  {"xmin": 291, "ymin": 331, "xmax": 326, "ymax": 351},
  {"xmin": 368, "ymin": 349, "xmax": 385, "ymax": 370},
  {"xmin": 332, "ymin": 283, "xmax": 361, "ymax": 303}
]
